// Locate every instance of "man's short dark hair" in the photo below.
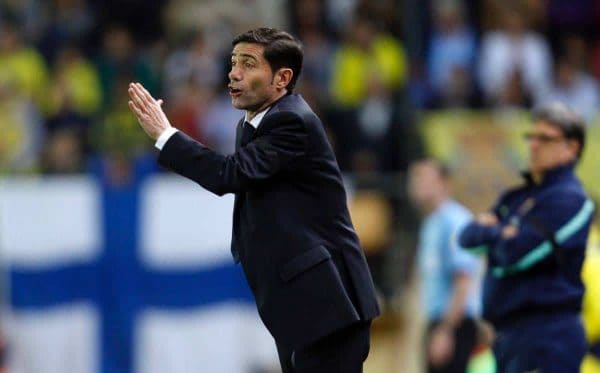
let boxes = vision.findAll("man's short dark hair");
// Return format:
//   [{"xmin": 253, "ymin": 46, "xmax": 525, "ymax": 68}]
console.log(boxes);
[
  {"xmin": 232, "ymin": 27, "xmax": 303, "ymax": 92},
  {"xmin": 532, "ymin": 102, "xmax": 586, "ymax": 159}
]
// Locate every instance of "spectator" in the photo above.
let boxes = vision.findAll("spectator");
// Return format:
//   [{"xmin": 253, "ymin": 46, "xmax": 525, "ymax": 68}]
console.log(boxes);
[
  {"xmin": 49, "ymin": 44, "xmax": 102, "ymax": 117},
  {"xmin": 408, "ymin": 159, "xmax": 482, "ymax": 373},
  {"xmin": 164, "ymin": 81, "xmax": 212, "ymax": 144},
  {"xmin": 478, "ymin": 5, "xmax": 552, "ymax": 106},
  {"xmin": 537, "ymin": 57, "xmax": 600, "ymax": 123},
  {"xmin": 294, "ymin": 4, "xmax": 334, "ymax": 109},
  {"xmin": 352, "ymin": 74, "xmax": 410, "ymax": 172},
  {"xmin": 427, "ymin": 0, "xmax": 477, "ymax": 108},
  {"xmin": 0, "ymin": 20, "xmax": 50, "ymax": 112},
  {"xmin": 289, "ymin": 0, "xmax": 332, "ymax": 38},
  {"xmin": 0, "ymin": 1, "xmax": 48, "ymax": 42},
  {"xmin": 0, "ymin": 78, "xmax": 44, "ymax": 173},
  {"xmin": 496, "ymin": 69, "xmax": 534, "ymax": 109},
  {"xmin": 162, "ymin": 30, "xmax": 221, "ymax": 100},
  {"xmin": 45, "ymin": 107, "xmax": 91, "ymax": 159},
  {"xmin": 44, "ymin": 43, "xmax": 100, "ymax": 160},
  {"xmin": 329, "ymin": 15, "xmax": 407, "ymax": 109},
  {"xmin": 37, "ymin": 0, "xmax": 95, "ymax": 62},
  {"xmin": 40, "ymin": 127, "xmax": 84, "ymax": 174},
  {"xmin": 92, "ymin": 77, "xmax": 151, "ymax": 160},
  {"xmin": 324, "ymin": 0, "xmax": 358, "ymax": 37},
  {"xmin": 537, "ymin": 36, "xmax": 600, "ymax": 123},
  {"xmin": 95, "ymin": 25, "xmax": 158, "ymax": 109}
]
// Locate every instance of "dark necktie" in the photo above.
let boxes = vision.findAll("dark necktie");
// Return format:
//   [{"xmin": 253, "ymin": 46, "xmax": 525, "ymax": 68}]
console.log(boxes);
[{"xmin": 241, "ymin": 121, "xmax": 255, "ymax": 146}]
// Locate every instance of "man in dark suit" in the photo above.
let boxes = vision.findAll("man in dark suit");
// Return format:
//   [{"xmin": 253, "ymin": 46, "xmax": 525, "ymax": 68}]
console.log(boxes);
[{"xmin": 128, "ymin": 27, "xmax": 380, "ymax": 372}]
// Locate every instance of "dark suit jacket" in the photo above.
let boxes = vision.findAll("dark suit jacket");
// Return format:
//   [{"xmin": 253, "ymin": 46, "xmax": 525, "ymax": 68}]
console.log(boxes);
[{"xmin": 158, "ymin": 93, "xmax": 380, "ymax": 349}]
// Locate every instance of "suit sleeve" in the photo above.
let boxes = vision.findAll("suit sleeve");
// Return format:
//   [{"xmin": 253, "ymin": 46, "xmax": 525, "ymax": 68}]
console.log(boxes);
[
  {"xmin": 158, "ymin": 111, "xmax": 308, "ymax": 195},
  {"xmin": 489, "ymin": 194, "xmax": 593, "ymax": 277}
]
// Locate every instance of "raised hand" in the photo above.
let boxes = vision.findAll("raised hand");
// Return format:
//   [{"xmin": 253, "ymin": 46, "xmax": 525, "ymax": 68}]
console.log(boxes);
[
  {"xmin": 128, "ymin": 82, "xmax": 172, "ymax": 140},
  {"xmin": 476, "ymin": 212, "xmax": 499, "ymax": 226},
  {"xmin": 428, "ymin": 324, "xmax": 455, "ymax": 367}
]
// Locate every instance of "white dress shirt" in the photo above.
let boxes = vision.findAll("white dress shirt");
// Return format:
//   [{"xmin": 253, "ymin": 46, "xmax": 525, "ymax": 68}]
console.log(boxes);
[{"xmin": 154, "ymin": 107, "xmax": 270, "ymax": 150}]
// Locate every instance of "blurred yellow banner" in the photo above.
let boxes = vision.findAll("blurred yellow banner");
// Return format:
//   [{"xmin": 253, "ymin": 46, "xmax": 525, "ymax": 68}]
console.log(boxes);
[{"xmin": 420, "ymin": 110, "xmax": 600, "ymax": 212}]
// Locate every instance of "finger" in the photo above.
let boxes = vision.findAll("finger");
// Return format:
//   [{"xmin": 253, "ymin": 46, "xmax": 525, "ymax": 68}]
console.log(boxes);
[
  {"xmin": 128, "ymin": 100, "xmax": 145, "ymax": 119},
  {"xmin": 137, "ymin": 82, "xmax": 155, "ymax": 99},
  {"xmin": 136, "ymin": 83, "xmax": 156, "ymax": 105},
  {"xmin": 129, "ymin": 83, "xmax": 151, "ymax": 108},
  {"xmin": 127, "ymin": 86, "xmax": 139, "ymax": 101},
  {"xmin": 129, "ymin": 82, "xmax": 143, "ymax": 95},
  {"xmin": 134, "ymin": 84, "xmax": 153, "ymax": 106},
  {"xmin": 128, "ymin": 86, "xmax": 142, "ymax": 102},
  {"xmin": 128, "ymin": 99, "xmax": 143, "ymax": 112},
  {"xmin": 157, "ymin": 99, "xmax": 163, "ymax": 106},
  {"xmin": 139, "ymin": 87, "xmax": 159, "ymax": 113},
  {"xmin": 139, "ymin": 86, "xmax": 163, "ymax": 116},
  {"xmin": 129, "ymin": 100, "xmax": 150, "ymax": 123},
  {"xmin": 129, "ymin": 87, "xmax": 148, "ymax": 111}
]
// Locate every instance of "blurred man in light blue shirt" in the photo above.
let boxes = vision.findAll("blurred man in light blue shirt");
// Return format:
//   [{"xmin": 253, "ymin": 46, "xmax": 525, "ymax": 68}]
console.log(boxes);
[{"xmin": 408, "ymin": 159, "xmax": 482, "ymax": 373}]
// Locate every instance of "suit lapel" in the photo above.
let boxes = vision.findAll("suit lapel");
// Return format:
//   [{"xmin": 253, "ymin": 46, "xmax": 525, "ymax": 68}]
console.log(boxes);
[
  {"xmin": 249, "ymin": 94, "xmax": 290, "ymax": 136},
  {"xmin": 234, "ymin": 94, "xmax": 293, "ymax": 147},
  {"xmin": 229, "ymin": 95, "xmax": 292, "ymax": 263},
  {"xmin": 234, "ymin": 117, "xmax": 244, "ymax": 151}
]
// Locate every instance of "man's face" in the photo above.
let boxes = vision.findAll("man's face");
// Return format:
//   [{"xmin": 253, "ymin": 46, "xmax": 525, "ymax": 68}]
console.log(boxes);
[
  {"xmin": 228, "ymin": 42, "xmax": 278, "ymax": 112},
  {"xmin": 526, "ymin": 120, "xmax": 578, "ymax": 174},
  {"xmin": 407, "ymin": 162, "xmax": 446, "ymax": 211}
]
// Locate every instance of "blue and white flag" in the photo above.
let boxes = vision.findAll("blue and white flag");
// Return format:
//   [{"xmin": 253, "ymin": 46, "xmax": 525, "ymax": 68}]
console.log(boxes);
[{"xmin": 0, "ymin": 175, "xmax": 278, "ymax": 373}]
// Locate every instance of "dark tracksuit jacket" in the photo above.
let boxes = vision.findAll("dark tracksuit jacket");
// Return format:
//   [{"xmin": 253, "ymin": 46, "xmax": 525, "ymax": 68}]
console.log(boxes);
[{"xmin": 459, "ymin": 163, "xmax": 594, "ymax": 370}]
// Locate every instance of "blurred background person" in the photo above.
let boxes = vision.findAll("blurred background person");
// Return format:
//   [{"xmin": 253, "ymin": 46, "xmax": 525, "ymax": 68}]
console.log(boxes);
[
  {"xmin": 536, "ymin": 35, "xmax": 600, "ymax": 123},
  {"xmin": 426, "ymin": 0, "xmax": 478, "ymax": 108},
  {"xmin": 326, "ymin": 10, "xmax": 412, "ymax": 173},
  {"xmin": 95, "ymin": 25, "xmax": 158, "ymax": 111},
  {"xmin": 408, "ymin": 159, "xmax": 482, "ymax": 373},
  {"xmin": 0, "ymin": 19, "xmax": 49, "ymax": 113},
  {"xmin": 48, "ymin": 43, "xmax": 102, "ymax": 118},
  {"xmin": 0, "ymin": 77, "xmax": 44, "ymax": 174},
  {"xmin": 460, "ymin": 103, "xmax": 592, "ymax": 372},
  {"xmin": 40, "ymin": 127, "xmax": 85, "ymax": 174},
  {"xmin": 477, "ymin": 4, "xmax": 552, "ymax": 108},
  {"xmin": 161, "ymin": 29, "xmax": 220, "ymax": 145},
  {"xmin": 329, "ymin": 14, "xmax": 407, "ymax": 110}
]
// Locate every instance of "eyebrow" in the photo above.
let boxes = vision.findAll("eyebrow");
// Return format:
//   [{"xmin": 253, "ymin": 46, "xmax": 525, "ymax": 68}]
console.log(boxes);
[{"xmin": 231, "ymin": 53, "xmax": 258, "ymax": 62}]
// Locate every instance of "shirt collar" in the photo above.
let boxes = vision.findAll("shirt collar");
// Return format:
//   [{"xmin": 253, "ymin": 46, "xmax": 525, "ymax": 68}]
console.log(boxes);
[
  {"xmin": 521, "ymin": 162, "xmax": 576, "ymax": 186},
  {"xmin": 429, "ymin": 198, "xmax": 453, "ymax": 218},
  {"xmin": 245, "ymin": 107, "xmax": 270, "ymax": 129}
]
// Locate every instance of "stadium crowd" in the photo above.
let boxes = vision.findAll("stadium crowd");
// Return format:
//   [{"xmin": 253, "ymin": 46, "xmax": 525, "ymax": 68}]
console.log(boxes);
[{"xmin": 1, "ymin": 0, "xmax": 599, "ymax": 177}]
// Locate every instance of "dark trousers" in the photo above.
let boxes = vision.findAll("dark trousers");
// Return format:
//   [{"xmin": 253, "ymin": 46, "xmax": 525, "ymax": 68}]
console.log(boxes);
[
  {"xmin": 425, "ymin": 317, "xmax": 477, "ymax": 373},
  {"xmin": 275, "ymin": 321, "xmax": 371, "ymax": 373},
  {"xmin": 493, "ymin": 314, "xmax": 586, "ymax": 373}
]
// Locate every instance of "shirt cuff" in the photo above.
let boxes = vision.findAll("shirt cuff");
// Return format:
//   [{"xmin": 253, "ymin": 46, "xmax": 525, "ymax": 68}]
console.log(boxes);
[{"xmin": 155, "ymin": 127, "xmax": 179, "ymax": 150}]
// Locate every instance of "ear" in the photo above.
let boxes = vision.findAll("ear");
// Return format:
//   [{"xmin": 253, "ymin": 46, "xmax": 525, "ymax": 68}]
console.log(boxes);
[
  {"xmin": 567, "ymin": 139, "xmax": 580, "ymax": 158},
  {"xmin": 274, "ymin": 68, "xmax": 293, "ymax": 90}
]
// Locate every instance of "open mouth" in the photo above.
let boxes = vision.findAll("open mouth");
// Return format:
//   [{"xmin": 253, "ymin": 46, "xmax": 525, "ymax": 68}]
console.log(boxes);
[{"xmin": 229, "ymin": 87, "xmax": 242, "ymax": 97}]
